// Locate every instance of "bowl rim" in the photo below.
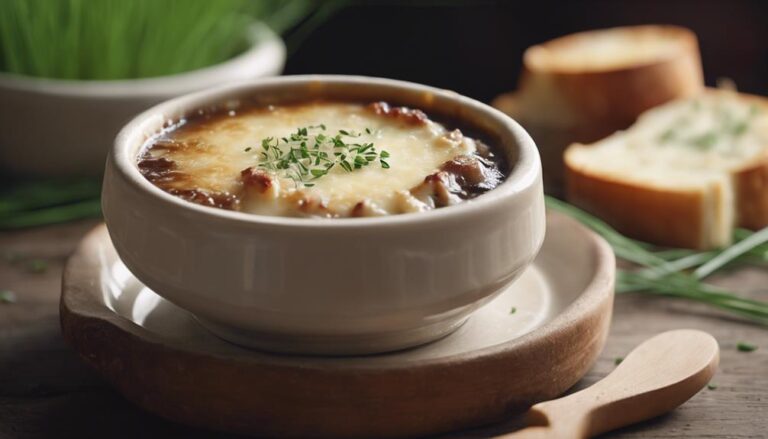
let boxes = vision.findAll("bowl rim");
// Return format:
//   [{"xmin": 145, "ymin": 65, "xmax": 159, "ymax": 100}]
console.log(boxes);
[
  {"xmin": 109, "ymin": 74, "xmax": 541, "ymax": 230},
  {"xmin": 0, "ymin": 23, "xmax": 285, "ymax": 98}
]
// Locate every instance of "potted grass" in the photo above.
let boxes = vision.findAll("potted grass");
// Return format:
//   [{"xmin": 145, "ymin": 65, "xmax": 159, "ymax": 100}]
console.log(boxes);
[{"xmin": 0, "ymin": 0, "xmax": 315, "ymax": 176}]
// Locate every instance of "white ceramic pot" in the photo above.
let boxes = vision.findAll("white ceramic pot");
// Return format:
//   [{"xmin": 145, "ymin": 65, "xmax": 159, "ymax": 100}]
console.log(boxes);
[
  {"xmin": 102, "ymin": 75, "xmax": 546, "ymax": 355},
  {"xmin": 0, "ymin": 23, "xmax": 285, "ymax": 176}
]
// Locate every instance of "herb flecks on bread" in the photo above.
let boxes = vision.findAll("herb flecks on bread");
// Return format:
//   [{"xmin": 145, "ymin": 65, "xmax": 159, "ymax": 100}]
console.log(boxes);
[{"xmin": 565, "ymin": 90, "xmax": 768, "ymax": 249}]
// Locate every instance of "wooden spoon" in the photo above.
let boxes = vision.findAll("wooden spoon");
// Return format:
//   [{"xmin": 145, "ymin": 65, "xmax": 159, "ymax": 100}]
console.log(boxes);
[{"xmin": 496, "ymin": 329, "xmax": 719, "ymax": 439}]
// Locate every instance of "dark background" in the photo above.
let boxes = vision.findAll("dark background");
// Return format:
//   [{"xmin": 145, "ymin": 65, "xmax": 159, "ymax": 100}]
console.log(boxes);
[{"xmin": 286, "ymin": 0, "xmax": 768, "ymax": 103}]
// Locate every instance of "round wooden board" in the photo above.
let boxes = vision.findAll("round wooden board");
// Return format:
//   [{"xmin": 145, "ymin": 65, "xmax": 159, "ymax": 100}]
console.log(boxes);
[{"xmin": 60, "ymin": 212, "xmax": 614, "ymax": 438}]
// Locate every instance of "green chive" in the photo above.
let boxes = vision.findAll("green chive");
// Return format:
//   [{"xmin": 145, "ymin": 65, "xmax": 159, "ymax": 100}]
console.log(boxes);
[
  {"xmin": 694, "ymin": 227, "xmax": 768, "ymax": 279},
  {"xmin": 546, "ymin": 195, "xmax": 768, "ymax": 326},
  {"xmin": 255, "ymin": 125, "xmax": 391, "ymax": 185},
  {"xmin": 737, "ymin": 342, "xmax": 757, "ymax": 352}
]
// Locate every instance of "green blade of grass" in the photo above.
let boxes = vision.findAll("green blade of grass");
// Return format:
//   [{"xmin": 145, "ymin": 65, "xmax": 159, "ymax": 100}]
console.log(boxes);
[
  {"xmin": 0, "ymin": 198, "xmax": 101, "ymax": 229},
  {"xmin": 548, "ymin": 195, "xmax": 768, "ymax": 326},
  {"xmin": 694, "ymin": 227, "xmax": 768, "ymax": 279},
  {"xmin": 0, "ymin": 178, "xmax": 101, "ymax": 216},
  {"xmin": 545, "ymin": 196, "xmax": 665, "ymax": 267},
  {"xmin": 0, "ymin": 0, "xmax": 316, "ymax": 80},
  {"xmin": 617, "ymin": 271, "xmax": 768, "ymax": 324},
  {"xmin": 638, "ymin": 251, "xmax": 716, "ymax": 279}
]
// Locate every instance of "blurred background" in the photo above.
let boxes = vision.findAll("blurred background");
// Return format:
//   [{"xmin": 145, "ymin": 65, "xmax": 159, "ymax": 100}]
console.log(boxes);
[{"xmin": 287, "ymin": 0, "xmax": 768, "ymax": 101}]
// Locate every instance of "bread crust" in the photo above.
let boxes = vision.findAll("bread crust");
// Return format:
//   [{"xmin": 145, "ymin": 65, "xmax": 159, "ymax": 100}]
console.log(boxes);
[
  {"xmin": 494, "ymin": 26, "xmax": 705, "ymax": 196},
  {"xmin": 517, "ymin": 25, "xmax": 703, "ymax": 133},
  {"xmin": 565, "ymin": 143, "xmax": 768, "ymax": 249},
  {"xmin": 564, "ymin": 89, "xmax": 768, "ymax": 249},
  {"xmin": 564, "ymin": 160, "xmax": 710, "ymax": 249},
  {"xmin": 734, "ymin": 157, "xmax": 768, "ymax": 229},
  {"xmin": 726, "ymin": 92, "xmax": 768, "ymax": 230}
]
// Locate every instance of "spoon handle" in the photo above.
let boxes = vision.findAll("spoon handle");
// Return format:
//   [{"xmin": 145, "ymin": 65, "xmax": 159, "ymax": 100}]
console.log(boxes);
[{"xmin": 498, "ymin": 329, "xmax": 719, "ymax": 439}]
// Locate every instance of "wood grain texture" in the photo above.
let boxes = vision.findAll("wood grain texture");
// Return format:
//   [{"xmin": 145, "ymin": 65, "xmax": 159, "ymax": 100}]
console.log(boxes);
[
  {"xmin": 498, "ymin": 330, "xmax": 720, "ymax": 438},
  {"xmin": 1, "ymin": 220, "xmax": 767, "ymax": 438}
]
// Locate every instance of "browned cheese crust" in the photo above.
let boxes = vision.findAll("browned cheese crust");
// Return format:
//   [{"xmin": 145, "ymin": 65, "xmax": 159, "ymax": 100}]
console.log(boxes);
[{"xmin": 138, "ymin": 102, "xmax": 506, "ymax": 218}]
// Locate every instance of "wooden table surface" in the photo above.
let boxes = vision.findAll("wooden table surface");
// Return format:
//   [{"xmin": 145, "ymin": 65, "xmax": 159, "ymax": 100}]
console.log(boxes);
[{"xmin": 1, "ymin": 220, "xmax": 766, "ymax": 439}]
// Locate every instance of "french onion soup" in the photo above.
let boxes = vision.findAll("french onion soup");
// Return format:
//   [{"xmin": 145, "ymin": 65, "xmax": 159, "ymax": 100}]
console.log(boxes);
[{"xmin": 138, "ymin": 101, "xmax": 507, "ymax": 218}]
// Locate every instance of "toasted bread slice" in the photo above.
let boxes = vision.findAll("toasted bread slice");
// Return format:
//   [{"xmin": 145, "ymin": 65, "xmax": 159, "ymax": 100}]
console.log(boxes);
[
  {"xmin": 565, "ymin": 90, "xmax": 768, "ymax": 249},
  {"xmin": 493, "ymin": 25, "xmax": 704, "ymax": 194}
]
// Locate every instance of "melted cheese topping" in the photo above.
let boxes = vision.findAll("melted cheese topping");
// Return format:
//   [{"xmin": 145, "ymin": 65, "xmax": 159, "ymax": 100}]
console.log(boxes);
[{"xmin": 140, "ymin": 102, "xmax": 499, "ymax": 217}]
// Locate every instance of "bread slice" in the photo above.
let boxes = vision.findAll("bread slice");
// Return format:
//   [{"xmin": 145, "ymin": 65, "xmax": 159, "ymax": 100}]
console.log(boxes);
[
  {"xmin": 565, "ymin": 89, "xmax": 768, "ymax": 249},
  {"xmin": 493, "ymin": 25, "xmax": 704, "ymax": 194}
]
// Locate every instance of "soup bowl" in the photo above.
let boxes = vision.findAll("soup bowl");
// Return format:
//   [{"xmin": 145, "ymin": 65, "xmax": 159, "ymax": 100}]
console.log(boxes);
[
  {"xmin": 0, "ymin": 23, "xmax": 284, "ymax": 177},
  {"xmin": 102, "ymin": 75, "xmax": 545, "ymax": 355}
]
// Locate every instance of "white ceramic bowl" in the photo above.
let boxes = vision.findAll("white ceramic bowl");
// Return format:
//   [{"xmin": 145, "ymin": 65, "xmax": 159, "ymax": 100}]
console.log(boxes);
[
  {"xmin": 102, "ymin": 75, "xmax": 545, "ymax": 355},
  {"xmin": 0, "ymin": 23, "xmax": 284, "ymax": 176}
]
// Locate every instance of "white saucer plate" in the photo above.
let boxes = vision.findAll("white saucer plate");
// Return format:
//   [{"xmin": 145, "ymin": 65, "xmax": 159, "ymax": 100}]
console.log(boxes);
[{"xmin": 61, "ymin": 211, "xmax": 614, "ymax": 438}]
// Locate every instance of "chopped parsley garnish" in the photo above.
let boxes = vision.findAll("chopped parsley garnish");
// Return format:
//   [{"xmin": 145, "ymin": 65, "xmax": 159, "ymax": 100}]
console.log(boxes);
[
  {"xmin": 658, "ymin": 128, "xmax": 677, "ymax": 143},
  {"xmin": 658, "ymin": 99, "xmax": 763, "ymax": 149},
  {"xmin": 614, "ymin": 357, "xmax": 624, "ymax": 365},
  {"xmin": 736, "ymin": 342, "xmax": 757, "ymax": 352},
  {"xmin": 248, "ymin": 125, "xmax": 390, "ymax": 187},
  {"xmin": 731, "ymin": 121, "xmax": 749, "ymax": 136},
  {"xmin": 690, "ymin": 132, "xmax": 719, "ymax": 149}
]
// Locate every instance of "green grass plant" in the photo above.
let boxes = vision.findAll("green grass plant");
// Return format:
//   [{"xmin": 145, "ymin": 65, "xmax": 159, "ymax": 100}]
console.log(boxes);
[
  {"xmin": 546, "ymin": 196, "xmax": 768, "ymax": 325},
  {"xmin": 0, "ymin": 0, "xmax": 312, "ymax": 80}
]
